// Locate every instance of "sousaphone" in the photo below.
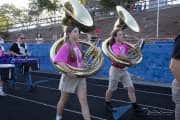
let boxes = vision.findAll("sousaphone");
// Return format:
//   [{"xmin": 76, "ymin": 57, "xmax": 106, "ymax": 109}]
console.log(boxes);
[
  {"xmin": 102, "ymin": 6, "xmax": 144, "ymax": 66},
  {"xmin": 50, "ymin": 0, "xmax": 103, "ymax": 76}
]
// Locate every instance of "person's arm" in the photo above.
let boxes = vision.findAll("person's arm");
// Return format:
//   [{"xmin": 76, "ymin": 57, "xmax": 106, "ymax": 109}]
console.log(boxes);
[
  {"xmin": 170, "ymin": 58, "xmax": 180, "ymax": 82},
  {"xmin": 9, "ymin": 43, "xmax": 21, "ymax": 56},
  {"xmin": 53, "ymin": 44, "xmax": 69, "ymax": 64},
  {"xmin": 53, "ymin": 43, "xmax": 76, "ymax": 77},
  {"xmin": 170, "ymin": 35, "xmax": 180, "ymax": 82},
  {"xmin": 24, "ymin": 43, "xmax": 28, "ymax": 55},
  {"xmin": 10, "ymin": 51, "xmax": 21, "ymax": 56},
  {"xmin": 112, "ymin": 44, "xmax": 124, "ymax": 57},
  {"xmin": 113, "ymin": 44, "xmax": 128, "ymax": 56},
  {"xmin": 169, "ymin": 59, "xmax": 174, "ymax": 72}
]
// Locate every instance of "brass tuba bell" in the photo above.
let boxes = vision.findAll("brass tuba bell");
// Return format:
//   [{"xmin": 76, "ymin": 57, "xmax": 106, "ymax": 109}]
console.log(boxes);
[
  {"xmin": 50, "ymin": 0, "xmax": 103, "ymax": 76},
  {"xmin": 102, "ymin": 5, "xmax": 143, "ymax": 66}
]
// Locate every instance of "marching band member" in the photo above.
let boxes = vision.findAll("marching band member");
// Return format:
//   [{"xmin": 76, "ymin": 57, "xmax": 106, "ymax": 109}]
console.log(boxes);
[
  {"xmin": 53, "ymin": 26, "xmax": 91, "ymax": 120},
  {"xmin": 9, "ymin": 33, "xmax": 28, "ymax": 56},
  {"xmin": 170, "ymin": 34, "xmax": 180, "ymax": 120},
  {"xmin": 104, "ymin": 28, "xmax": 145, "ymax": 113}
]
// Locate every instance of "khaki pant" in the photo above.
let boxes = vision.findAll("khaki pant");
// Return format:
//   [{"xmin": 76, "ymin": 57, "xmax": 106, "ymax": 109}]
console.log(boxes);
[
  {"xmin": 172, "ymin": 80, "xmax": 180, "ymax": 120},
  {"xmin": 59, "ymin": 74, "xmax": 86, "ymax": 93},
  {"xmin": 108, "ymin": 66, "xmax": 133, "ymax": 91}
]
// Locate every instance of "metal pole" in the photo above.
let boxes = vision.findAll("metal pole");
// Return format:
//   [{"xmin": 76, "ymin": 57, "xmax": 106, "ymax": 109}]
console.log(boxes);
[{"xmin": 156, "ymin": 0, "xmax": 160, "ymax": 39}]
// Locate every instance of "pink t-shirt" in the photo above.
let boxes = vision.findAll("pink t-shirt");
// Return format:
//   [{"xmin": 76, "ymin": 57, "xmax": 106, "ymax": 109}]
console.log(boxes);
[
  {"xmin": 53, "ymin": 43, "xmax": 83, "ymax": 67},
  {"xmin": 112, "ymin": 42, "xmax": 129, "ymax": 56}
]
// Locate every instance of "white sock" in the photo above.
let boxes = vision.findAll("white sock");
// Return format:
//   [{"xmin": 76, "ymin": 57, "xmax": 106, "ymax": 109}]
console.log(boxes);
[{"xmin": 56, "ymin": 115, "xmax": 62, "ymax": 120}]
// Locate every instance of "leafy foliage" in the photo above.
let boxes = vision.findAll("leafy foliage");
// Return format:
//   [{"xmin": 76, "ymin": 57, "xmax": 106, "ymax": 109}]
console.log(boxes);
[
  {"xmin": 28, "ymin": 0, "xmax": 58, "ymax": 14},
  {"xmin": 28, "ymin": 0, "xmax": 88, "ymax": 14},
  {"xmin": 0, "ymin": 4, "xmax": 31, "ymax": 24},
  {"xmin": 100, "ymin": 0, "xmax": 137, "ymax": 10},
  {"xmin": 79, "ymin": 0, "xmax": 88, "ymax": 5},
  {"xmin": 0, "ymin": 15, "xmax": 11, "ymax": 32},
  {"xmin": 37, "ymin": 0, "xmax": 58, "ymax": 11},
  {"xmin": 99, "ymin": 0, "xmax": 116, "ymax": 10}
]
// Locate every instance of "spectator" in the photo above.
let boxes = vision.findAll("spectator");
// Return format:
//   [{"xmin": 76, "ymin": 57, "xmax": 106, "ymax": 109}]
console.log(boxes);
[
  {"xmin": 170, "ymin": 35, "xmax": 180, "ymax": 120},
  {"xmin": 9, "ymin": 33, "xmax": 28, "ymax": 56}
]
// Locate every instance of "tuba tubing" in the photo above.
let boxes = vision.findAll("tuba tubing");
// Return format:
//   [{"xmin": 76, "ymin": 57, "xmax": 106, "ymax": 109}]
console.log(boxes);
[
  {"xmin": 102, "ymin": 37, "xmax": 143, "ymax": 66},
  {"xmin": 102, "ymin": 5, "xmax": 143, "ymax": 66},
  {"xmin": 49, "ymin": 0, "xmax": 104, "ymax": 76},
  {"xmin": 50, "ymin": 38, "xmax": 104, "ymax": 76}
]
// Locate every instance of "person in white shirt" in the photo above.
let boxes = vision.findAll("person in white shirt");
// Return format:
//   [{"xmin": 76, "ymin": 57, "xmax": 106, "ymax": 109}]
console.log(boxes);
[{"xmin": 9, "ymin": 33, "xmax": 28, "ymax": 56}]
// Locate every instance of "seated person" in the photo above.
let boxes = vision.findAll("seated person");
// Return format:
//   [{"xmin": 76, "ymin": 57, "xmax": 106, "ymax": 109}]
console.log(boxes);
[{"xmin": 9, "ymin": 33, "xmax": 28, "ymax": 56}]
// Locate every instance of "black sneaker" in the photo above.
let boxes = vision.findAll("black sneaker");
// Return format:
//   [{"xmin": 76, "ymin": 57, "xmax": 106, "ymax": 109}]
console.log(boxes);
[
  {"xmin": 105, "ymin": 102, "xmax": 114, "ymax": 112},
  {"xmin": 132, "ymin": 103, "xmax": 148, "ymax": 114}
]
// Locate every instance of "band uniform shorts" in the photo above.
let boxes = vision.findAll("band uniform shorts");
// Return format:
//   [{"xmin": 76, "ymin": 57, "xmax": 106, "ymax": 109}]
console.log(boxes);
[
  {"xmin": 108, "ymin": 66, "xmax": 134, "ymax": 91},
  {"xmin": 59, "ymin": 73, "xmax": 86, "ymax": 93}
]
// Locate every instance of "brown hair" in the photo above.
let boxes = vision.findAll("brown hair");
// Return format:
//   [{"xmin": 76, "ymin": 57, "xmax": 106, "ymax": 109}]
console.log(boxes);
[
  {"xmin": 64, "ymin": 26, "xmax": 76, "ymax": 37},
  {"xmin": 109, "ymin": 28, "xmax": 122, "ymax": 45},
  {"xmin": 64, "ymin": 26, "xmax": 78, "ymax": 42}
]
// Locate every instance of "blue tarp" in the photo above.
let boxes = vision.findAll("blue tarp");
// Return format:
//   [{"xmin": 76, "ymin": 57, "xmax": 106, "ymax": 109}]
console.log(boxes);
[{"xmin": 2, "ymin": 41, "xmax": 174, "ymax": 83}]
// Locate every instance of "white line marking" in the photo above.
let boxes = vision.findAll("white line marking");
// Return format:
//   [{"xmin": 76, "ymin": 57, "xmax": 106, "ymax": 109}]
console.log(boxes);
[
  {"xmin": 26, "ymin": 77, "xmax": 172, "ymax": 96},
  {"xmin": 7, "ymin": 94, "xmax": 106, "ymax": 120},
  {"xmin": 88, "ymin": 82, "xmax": 172, "ymax": 97},
  {"xmin": 16, "ymin": 82, "xmax": 174, "ymax": 112},
  {"xmin": 87, "ymin": 94, "xmax": 174, "ymax": 112}
]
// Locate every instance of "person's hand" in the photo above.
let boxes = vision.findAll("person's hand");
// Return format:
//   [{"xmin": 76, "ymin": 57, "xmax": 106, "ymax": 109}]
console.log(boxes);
[
  {"xmin": 76, "ymin": 74, "xmax": 85, "ymax": 78},
  {"xmin": 127, "ymin": 62, "xmax": 133, "ymax": 67},
  {"xmin": 128, "ymin": 60, "xmax": 136, "ymax": 66},
  {"xmin": 66, "ymin": 72, "xmax": 77, "ymax": 78}
]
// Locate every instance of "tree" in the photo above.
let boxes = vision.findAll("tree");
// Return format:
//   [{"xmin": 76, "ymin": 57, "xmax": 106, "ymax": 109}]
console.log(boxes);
[
  {"xmin": 112, "ymin": 0, "xmax": 136, "ymax": 9},
  {"xmin": 28, "ymin": 0, "xmax": 58, "ymax": 13},
  {"xmin": 0, "ymin": 15, "xmax": 11, "ymax": 32},
  {"xmin": 99, "ymin": 0, "xmax": 116, "ymax": 11},
  {"xmin": 79, "ymin": 0, "xmax": 88, "ymax": 5},
  {"xmin": 29, "ymin": 0, "xmax": 88, "ymax": 13},
  {"xmin": 0, "ymin": 4, "xmax": 31, "ymax": 24},
  {"xmin": 100, "ymin": 0, "xmax": 137, "ymax": 10},
  {"xmin": 0, "ymin": 14, "xmax": 11, "ymax": 40}
]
